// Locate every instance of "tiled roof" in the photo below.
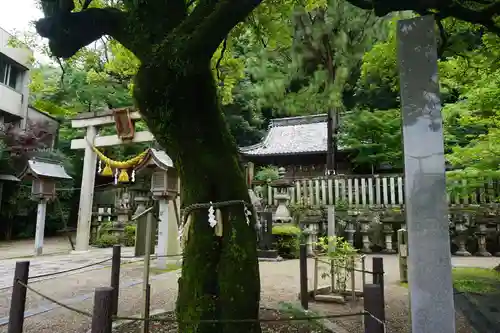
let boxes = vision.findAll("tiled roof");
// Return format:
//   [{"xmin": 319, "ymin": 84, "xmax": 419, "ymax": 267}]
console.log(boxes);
[{"xmin": 240, "ymin": 114, "xmax": 329, "ymax": 156}]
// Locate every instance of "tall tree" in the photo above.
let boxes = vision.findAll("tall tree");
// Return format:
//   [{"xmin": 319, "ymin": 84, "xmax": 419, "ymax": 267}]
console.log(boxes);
[
  {"xmin": 248, "ymin": 0, "xmax": 387, "ymax": 173},
  {"xmin": 34, "ymin": 0, "xmax": 500, "ymax": 331}
]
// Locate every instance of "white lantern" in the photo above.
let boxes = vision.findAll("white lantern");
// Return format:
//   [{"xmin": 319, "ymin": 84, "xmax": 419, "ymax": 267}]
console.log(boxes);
[
  {"xmin": 21, "ymin": 159, "xmax": 72, "ymax": 201},
  {"xmin": 32, "ymin": 178, "xmax": 56, "ymax": 200},
  {"xmin": 150, "ymin": 168, "xmax": 178, "ymax": 199}
]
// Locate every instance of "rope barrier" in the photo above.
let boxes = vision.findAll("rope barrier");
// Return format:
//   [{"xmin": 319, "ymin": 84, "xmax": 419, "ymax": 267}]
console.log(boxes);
[
  {"xmin": 120, "ymin": 253, "xmax": 183, "ymax": 260},
  {"xmin": 112, "ymin": 311, "xmax": 370, "ymax": 323},
  {"xmin": 182, "ymin": 200, "xmax": 250, "ymax": 225},
  {"xmin": 20, "ymin": 182, "xmax": 114, "ymax": 192},
  {"xmin": 0, "ymin": 254, "xmax": 181, "ymax": 292},
  {"xmin": 364, "ymin": 311, "xmax": 387, "ymax": 333},
  {"xmin": 28, "ymin": 257, "xmax": 112, "ymax": 280},
  {"xmin": 16, "ymin": 280, "xmax": 93, "ymax": 318},
  {"xmin": 9, "ymin": 277, "xmax": 386, "ymax": 329}
]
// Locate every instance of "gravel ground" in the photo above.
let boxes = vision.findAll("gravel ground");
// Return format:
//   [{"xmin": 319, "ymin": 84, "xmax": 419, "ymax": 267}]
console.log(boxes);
[
  {"xmin": 113, "ymin": 309, "xmax": 330, "ymax": 333},
  {"xmin": 309, "ymin": 284, "xmax": 474, "ymax": 333},
  {"xmin": 0, "ymin": 255, "xmax": 496, "ymax": 333}
]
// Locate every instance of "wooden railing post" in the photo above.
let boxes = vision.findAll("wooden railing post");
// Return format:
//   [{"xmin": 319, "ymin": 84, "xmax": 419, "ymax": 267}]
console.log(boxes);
[
  {"xmin": 110, "ymin": 245, "xmax": 121, "ymax": 316},
  {"xmin": 8, "ymin": 261, "xmax": 30, "ymax": 333},
  {"xmin": 91, "ymin": 287, "xmax": 113, "ymax": 333},
  {"xmin": 371, "ymin": 257, "xmax": 385, "ymax": 322},
  {"xmin": 363, "ymin": 284, "xmax": 384, "ymax": 333},
  {"xmin": 299, "ymin": 243, "xmax": 308, "ymax": 310}
]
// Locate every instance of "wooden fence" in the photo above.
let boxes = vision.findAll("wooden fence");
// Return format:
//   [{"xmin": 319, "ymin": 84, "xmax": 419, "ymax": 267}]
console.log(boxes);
[{"xmin": 255, "ymin": 174, "xmax": 500, "ymax": 207}]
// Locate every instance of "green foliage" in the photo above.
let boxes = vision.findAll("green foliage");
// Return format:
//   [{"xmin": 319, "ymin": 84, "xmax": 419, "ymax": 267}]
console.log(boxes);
[
  {"xmin": 254, "ymin": 165, "xmax": 279, "ymax": 182},
  {"xmin": 340, "ymin": 109, "xmax": 402, "ymax": 169},
  {"xmin": 248, "ymin": 0, "xmax": 388, "ymax": 117},
  {"xmin": 272, "ymin": 224, "xmax": 301, "ymax": 258},
  {"xmin": 94, "ymin": 233, "xmax": 121, "ymax": 248},
  {"xmin": 442, "ymin": 32, "xmax": 500, "ymax": 183},
  {"xmin": 123, "ymin": 224, "xmax": 136, "ymax": 246},
  {"xmin": 453, "ymin": 267, "xmax": 500, "ymax": 294},
  {"xmin": 315, "ymin": 236, "xmax": 358, "ymax": 291}
]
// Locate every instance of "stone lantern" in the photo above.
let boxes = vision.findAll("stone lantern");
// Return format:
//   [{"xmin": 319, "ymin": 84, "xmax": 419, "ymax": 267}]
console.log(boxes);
[
  {"xmin": 270, "ymin": 167, "xmax": 293, "ymax": 223},
  {"xmin": 135, "ymin": 149, "xmax": 180, "ymax": 267},
  {"xmin": 20, "ymin": 158, "xmax": 72, "ymax": 255}
]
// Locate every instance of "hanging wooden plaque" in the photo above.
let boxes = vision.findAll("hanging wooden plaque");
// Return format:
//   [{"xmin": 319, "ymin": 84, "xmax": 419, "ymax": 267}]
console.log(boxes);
[{"xmin": 113, "ymin": 108, "xmax": 135, "ymax": 140}]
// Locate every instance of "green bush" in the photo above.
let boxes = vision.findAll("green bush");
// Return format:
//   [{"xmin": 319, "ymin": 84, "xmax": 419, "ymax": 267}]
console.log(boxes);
[
  {"xmin": 94, "ymin": 233, "xmax": 121, "ymax": 248},
  {"xmin": 123, "ymin": 224, "xmax": 136, "ymax": 246},
  {"xmin": 272, "ymin": 224, "xmax": 301, "ymax": 259}
]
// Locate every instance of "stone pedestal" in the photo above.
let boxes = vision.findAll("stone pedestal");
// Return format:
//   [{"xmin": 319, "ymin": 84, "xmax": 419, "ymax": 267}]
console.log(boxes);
[
  {"xmin": 344, "ymin": 220, "xmax": 355, "ymax": 247},
  {"xmin": 475, "ymin": 221, "xmax": 491, "ymax": 257},
  {"xmin": 454, "ymin": 216, "xmax": 471, "ymax": 256},
  {"xmin": 359, "ymin": 219, "xmax": 372, "ymax": 253},
  {"xmin": 382, "ymin": 223, "xmax": 396, "ymax": 254}
]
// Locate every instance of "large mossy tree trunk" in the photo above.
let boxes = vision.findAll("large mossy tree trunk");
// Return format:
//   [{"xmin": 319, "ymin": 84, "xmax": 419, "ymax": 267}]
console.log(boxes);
[{"xmin": 135, "ymin": 55, "xmax": 261, "ymax": 332}]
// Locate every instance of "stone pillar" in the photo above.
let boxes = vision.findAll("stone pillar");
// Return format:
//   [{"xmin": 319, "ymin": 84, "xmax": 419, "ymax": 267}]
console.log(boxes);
[
  {"xmin": 155, "ymin": 195, "xmax": 181, "ymax": 268},
  {"xmin": 134, "ymin": 196, "xmax": 155, "ymax": 257},
  {"xmin": 34, "ymin": 199, "xmax": 48, "ymax": 256},
  {"xmin": 157, "ymin": 199, "xmax": 169, "ymax": 267},
  {"xmin": 75, "ymin": 125, "xmax": 97, "ymax": 252},
  {"xmin": 397, "ymin": 15, "xmax": 455, "ymax": 333},
  {"xmin": 167, "ymin": 196, "xmax": 181, "ymax": 256}
]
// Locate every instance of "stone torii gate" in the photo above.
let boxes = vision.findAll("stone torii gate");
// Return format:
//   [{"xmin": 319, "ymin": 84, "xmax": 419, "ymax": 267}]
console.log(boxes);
[{"xmin": 70, "ymin": 108, "xmax": 179, "ymax": 254}]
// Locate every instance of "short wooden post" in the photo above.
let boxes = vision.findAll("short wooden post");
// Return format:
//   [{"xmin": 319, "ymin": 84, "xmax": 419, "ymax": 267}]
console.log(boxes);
[
  {"xmin": 91, "ymin": 287, "xmax": 113, "ymax": 333},
  {"xmin": 363, "ymin": 284, "xmax": 384, "ymax": 333},
  {"xmin": 371, "ymin": 257, "xmax": 385, "ymax": 321},
  {"xmin": 143, "ymin": 284, "xmax": 151, "ymax": 333},
  {"xmin": 299, "ymin": 243, "xmax": 308, "ymax": 310},
  {"xmin": 8, "ymin": 261, "xmax": 30, "ymax": 333},
  {"xmin": 110, "ymin": 245, "xmax": 121, "ymax": 316}
]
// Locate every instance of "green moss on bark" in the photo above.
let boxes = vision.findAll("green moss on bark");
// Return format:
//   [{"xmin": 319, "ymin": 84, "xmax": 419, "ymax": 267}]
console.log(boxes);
[{"xmin": 134, "ymin": 58, "xmax": 261, "ymax": 333}]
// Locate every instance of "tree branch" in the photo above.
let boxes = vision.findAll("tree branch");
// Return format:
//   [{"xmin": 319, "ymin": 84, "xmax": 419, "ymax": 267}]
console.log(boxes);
[
  {"xmin": 188, "ymin": 0, "xmax": 262, "ymax": 57},
  {"xmin": 346, "ymin": 0, "xmax": 500, "ymax": 35},
  {"xmin": 35, "ymin": 8, "xmax": 135, "ymax": 59}
]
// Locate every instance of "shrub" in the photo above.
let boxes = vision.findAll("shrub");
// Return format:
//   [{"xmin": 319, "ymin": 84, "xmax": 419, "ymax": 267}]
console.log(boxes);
[
  {"xmin": 272, "ymin": 224, "xmax": 301, "ymax": 259},
  {"xmin": 94, "ymin": 233, "xmax": 121, "ymax": 248},
  {"xmin": 255, "ymin": 165, "xmax": 279, "ymax": 182},
  {"xmin": 315, "ymin": 236, "xmax": 359, "ymax": 291},
  {"xmin": 123, "ymin": 224, "xmax": 136, "ymax": 246}
]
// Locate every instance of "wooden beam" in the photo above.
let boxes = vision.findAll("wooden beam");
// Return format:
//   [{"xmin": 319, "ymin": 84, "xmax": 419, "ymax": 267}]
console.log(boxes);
[
  {"xmin": 71, "ymin": 111, "xmax": 142, "ymax": 128},
  {"xmin": 71, "ymin": 131, "xmax": 154, "ymax": 149}
]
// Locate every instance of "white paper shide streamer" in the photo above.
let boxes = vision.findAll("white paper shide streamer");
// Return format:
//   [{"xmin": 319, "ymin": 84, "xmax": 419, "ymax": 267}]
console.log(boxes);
[{"xmin": 208, "ymin": 202, "xmax": 217, "ymax": 228}]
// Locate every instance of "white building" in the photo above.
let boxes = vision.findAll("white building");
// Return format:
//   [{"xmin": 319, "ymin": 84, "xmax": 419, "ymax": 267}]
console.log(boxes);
[
  {"xmin": 0, "ymin": 26, "xmax": 32, "ymax": 129},
  {"xmin": 0, "ymin": 27, "xmax": 59, "ymax": 141}
]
